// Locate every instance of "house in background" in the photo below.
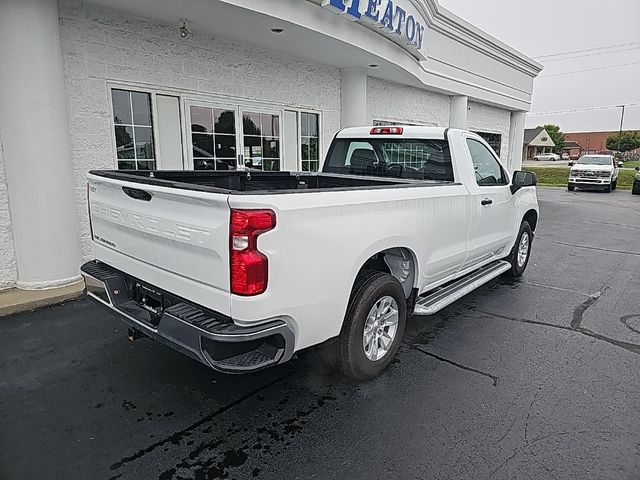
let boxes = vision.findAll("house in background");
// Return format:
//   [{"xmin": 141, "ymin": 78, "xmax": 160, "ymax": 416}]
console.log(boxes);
[
  {"xmin": 523, "ymin": 127, "xmax": 555, "ymax": 160},
  {"xmin": 562, "ymin": 141, "xmax": 582, "ymax": 160}
]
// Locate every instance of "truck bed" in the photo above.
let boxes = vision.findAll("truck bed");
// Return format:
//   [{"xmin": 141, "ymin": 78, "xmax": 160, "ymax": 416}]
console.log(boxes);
[{"xmin": 88, "ymin": 170, "xmax": 449, "ymax": 194}]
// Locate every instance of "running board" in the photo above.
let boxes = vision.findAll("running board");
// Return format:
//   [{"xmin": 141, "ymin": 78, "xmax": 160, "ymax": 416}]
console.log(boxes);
[{"xmin": 413, "ymin": 260, "xmax": 511, "ymax": 316}]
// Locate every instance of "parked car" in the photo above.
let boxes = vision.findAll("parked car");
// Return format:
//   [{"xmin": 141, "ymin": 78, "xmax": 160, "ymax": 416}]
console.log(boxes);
[
  {"xmin": 561, "ymin": 153, "xmax": 570, "ymax": 160},
  {"xmin": 81, "ymin": 126, "xmax": 539, "ymax": 380},
  {"xmin": 568, "ymin": 154, "xmax": 621, "ymax": 192},
  {"xmin": 633, "ymin": 167, "xmax": 640, "ymax": 195},
  {"xmin": 533, "ymin": 152, "xmax": 561, "ymax": 161}
]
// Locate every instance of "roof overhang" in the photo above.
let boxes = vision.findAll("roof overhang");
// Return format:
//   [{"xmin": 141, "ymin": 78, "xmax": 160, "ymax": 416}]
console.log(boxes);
[{"xmin": 84, "ymin": 0, "xmax": 543, "ymax": 111}]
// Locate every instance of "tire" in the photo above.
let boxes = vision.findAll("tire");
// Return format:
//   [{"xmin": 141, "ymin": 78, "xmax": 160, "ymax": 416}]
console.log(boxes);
[
  {"xmin": 568, "ymin": 185, "xmax": 575, "ymax": 191},
  {"xmin": 604, "ymin": 183, "xmax": 612, "ymax": 193},
  {"xmin": 503, "ymin": 221, "xmax": 533, "ymax": 278},
  {"xmin": 612, "ymin": 179, "xmax": 617, "ymax": 190},
  {"xmin": 633, "ymin": 184, "xmax": 640, "ymax": 195},
  {"xmin": 324, "ymin": 271, "xmax": 407, "ymax": 380}
]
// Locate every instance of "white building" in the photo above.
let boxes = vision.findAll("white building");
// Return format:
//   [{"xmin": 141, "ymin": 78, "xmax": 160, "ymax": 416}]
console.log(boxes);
[{"xmin": 0, "ymin": 0, "xmax": 542, "ymax": 292}]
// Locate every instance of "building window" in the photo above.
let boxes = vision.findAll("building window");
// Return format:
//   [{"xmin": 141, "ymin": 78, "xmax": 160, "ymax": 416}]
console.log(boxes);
[
  {"xmin": 190, "ymin": 106, "xmax": 237, "ymax": 171},
  {"xmin": 243, "ymin": 112, "xmax": 280, "ymax": 171},
  {"xmin": 111, "ymin": 89, "xmax": 156, "ymax": 170},
  {"xmin": 300, "ymin": 112, "xmax": 319, "ymax": 171},
  {"xmin": 473, "ymin": 131, "xmax": 501, "ymax": 157}
]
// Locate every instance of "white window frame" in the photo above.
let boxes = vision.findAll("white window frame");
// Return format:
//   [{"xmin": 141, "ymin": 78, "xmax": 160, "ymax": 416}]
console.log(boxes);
[
  {"xmin": 107, "ymin": 81, "xmax": 324, "ymax": 172},
  {"xmin": 107, "ymin": 82, "xmax": 188, "ymax": 170},
  {"xmin": 281, "ymin": 108, "xmax": 323, "ymax": 171}
]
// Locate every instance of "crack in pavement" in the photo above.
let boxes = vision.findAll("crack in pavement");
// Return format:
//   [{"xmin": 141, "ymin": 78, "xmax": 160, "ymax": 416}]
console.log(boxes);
[
  {"xmin": 581, "ymin": 219, "xmax": 640, "ymax": 231},
  {"xmin": 571, "ymin": 289, "xmax": 605, "ymax": 329},
  {"xmin": 477, "ymin": 287, "xmax": 640, "ymax": 356},
  {"xmin": 554, "ymin": 241, "xmax": 640, "ymax": 257},
  {"xmin": 108, "ymin": 373, "xmax": 290, "ymax": 472},
  {"xmin": 620, "ymin": 314, "xmax": 640, "ymax": 336},
  {"xmin": 517, "ymin": 280, "xmax": 591, "ymax": 297},
  {"xmin": 410, "ymin": 345, "xmax": 499, "ymax": 387}
]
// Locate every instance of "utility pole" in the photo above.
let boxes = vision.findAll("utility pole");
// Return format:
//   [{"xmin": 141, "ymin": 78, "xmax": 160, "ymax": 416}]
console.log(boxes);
[{"xmin": 617, "ymin": 105, "xmax": 626, "ymax": 155}]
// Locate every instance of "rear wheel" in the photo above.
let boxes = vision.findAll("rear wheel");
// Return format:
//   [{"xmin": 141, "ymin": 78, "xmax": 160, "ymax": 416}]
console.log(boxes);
[
  {"xmin": 503, "ymin": 221, "xmax": 533, "ymax": 278},
  {"xmin": 323, "ymin": 271, "xmax": 406, "ymax": 380}
]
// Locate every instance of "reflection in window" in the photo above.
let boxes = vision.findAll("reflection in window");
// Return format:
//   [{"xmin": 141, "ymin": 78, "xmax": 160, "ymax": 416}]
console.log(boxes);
[
  {"xmin": 300, "ymin": 112, "xmax": 319, "ymax": 172},
  {"xmin": 112, "ymin": 89, "xmax": 155, "ymax": 170},
  {"xmin": 472, "ymin": 131, "xmax": 502, "ymax": 157},
  {"xmin": 325, "ymin": 139, "xmax": 453, "ymax": 181},
  {"xmin": 243, "ymin": 112, "xmax": 280, "ymax": 171},
  {"xmin": 190, "ymin": 106, "xmax": 237, "ymax": 171}
]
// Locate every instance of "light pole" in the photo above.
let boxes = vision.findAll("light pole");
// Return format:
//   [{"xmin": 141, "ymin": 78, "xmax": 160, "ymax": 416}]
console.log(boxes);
[{"xmin": 617, "ymin": 105, "xmax": 626, "ymax": 155}]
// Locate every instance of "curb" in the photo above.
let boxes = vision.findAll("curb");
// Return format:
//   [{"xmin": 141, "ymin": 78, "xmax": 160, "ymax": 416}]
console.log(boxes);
[{"xmin": 0, "ymin": 280, "xmax": 85, "ymax": 317}]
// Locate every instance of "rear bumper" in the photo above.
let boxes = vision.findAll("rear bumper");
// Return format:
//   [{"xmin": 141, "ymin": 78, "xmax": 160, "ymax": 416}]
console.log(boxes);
[{"xmin": 80, "ymin": 261, "xmax": 295, "ymax": 373}]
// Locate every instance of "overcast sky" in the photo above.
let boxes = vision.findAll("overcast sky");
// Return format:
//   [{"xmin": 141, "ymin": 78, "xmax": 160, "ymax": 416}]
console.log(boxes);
[{"xmin": 440, "ymin": 0, "xmax": 640, "ymax": 133}]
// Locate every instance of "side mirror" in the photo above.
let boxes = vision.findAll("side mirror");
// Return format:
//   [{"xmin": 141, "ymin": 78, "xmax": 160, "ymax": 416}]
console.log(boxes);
[
  {"xmin": 511, "ymin": 170, "xmax": 537, "ymax": 194},
  {"xmin": 617, "ymin": 162, "xmax": 624, "ymax": 168}
]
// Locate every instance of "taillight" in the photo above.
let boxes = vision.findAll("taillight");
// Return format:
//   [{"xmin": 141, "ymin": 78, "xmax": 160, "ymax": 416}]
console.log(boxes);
[
  {"xmin": 230, "ymin": 209, "xmax": 276, "ymax": 296},
  {"xmin": 370, "ymin": 126, "xmax": 403, "ymax": 135},
  {"xmin": 87, "ymin": 182, "xmax": 94, "ymax": 240}
]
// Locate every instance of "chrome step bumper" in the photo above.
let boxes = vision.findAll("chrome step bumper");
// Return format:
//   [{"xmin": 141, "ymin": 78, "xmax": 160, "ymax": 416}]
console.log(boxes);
[
  {"xmin": 80, "ymin": 261, "xmax": 295, "ymax": 373},
  {"xmin": 413, "ymin": 260, "xmax": 511, "ymax": 315}
]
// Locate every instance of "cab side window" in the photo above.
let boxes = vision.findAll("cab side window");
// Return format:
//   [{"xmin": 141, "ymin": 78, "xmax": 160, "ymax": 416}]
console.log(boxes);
[{"xmin": 466, "ymin": 138, "xmax": 507, "ymax": 186}]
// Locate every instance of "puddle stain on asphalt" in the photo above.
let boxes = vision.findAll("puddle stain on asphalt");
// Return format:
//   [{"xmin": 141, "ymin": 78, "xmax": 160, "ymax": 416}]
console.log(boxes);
[
  {"xmin": 108, "ymin": 366, "xmax": 348, "ymax": 480},
  {"xmin": 154, "ymin": 391, "xmax": 340, "ymax": 479},
  {"xmin": 109, "ymin": 375, "xmax": 290, "ymax": 472}
]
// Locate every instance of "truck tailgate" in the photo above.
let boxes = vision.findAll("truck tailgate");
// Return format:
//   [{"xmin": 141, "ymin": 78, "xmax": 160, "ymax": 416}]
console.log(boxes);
[{"xmin": 87, "ymin": 174, "xmax": 231, "ymax": 315}]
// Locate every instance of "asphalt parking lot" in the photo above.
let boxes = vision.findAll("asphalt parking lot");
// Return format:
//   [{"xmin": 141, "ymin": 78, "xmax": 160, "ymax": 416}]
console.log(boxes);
[{"xmin": 2, "ymin": 187, "xmax": 640, "ymax": 480}]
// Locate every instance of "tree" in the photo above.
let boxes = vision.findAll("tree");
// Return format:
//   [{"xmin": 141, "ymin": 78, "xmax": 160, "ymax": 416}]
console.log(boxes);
[
  {"xmin": 606, "ymin": 131, "xmax": 640, "ymax": 153},
  {"xmin": 538, "ymin": 124, "xmax": 565, "ymax": 154}
]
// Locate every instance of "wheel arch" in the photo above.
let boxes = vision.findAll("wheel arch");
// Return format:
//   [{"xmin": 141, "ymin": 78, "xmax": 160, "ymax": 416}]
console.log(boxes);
[
  {"xmin": 353, "ymin": 246, "xmax": 418, "ymax": 300},
  {"xmin": 523, "ymin": 209, "xmax": 538, "ymax": 232}
]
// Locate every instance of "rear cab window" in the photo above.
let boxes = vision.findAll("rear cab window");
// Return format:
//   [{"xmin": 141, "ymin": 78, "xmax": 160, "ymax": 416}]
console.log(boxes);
[{"xmin": 323, "ymin": 137, "xmax": 454, "ymax": 181}]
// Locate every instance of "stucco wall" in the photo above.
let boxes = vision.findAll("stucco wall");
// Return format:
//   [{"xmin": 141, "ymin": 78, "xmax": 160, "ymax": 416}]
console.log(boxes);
[
  {"xmin": 58, "ymin": 0, "xmax": 341, "ymax": 262},
  {"xmin": 367, "ymin": 77, "xmax": 450, "ymax": 127},
  {"xmin": 0, "ymin": 141, "xmax": 17, "ymax": 289},
  {"xmin": 467, "ymin": 101, "xmax": 512, "ymax": 162}
]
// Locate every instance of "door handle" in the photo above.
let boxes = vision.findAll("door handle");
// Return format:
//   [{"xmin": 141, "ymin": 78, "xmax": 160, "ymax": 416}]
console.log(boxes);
[{"xmin": 481, "ymin": 198, "xmax": 493, "ymax": 206}]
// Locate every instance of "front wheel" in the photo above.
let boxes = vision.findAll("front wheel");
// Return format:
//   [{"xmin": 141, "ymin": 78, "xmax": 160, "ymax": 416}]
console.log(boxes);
[
  {"xmin": 604, "ymin": 183, "xmax": 612, "ymax": 193},
  {"xmin": 503, "ymin": 221, "xmax": 533, "ymax": 277},
  {"xmin": 325, "ymin": 271, "xmax": 407, "ymax": 380},
  {"xmin": 612, "ymin": 179, "xmax": 617, "ymax": 190},
  {"xmin": 568, "ymin": 185, "xmax": 575, "ymax": 191}
]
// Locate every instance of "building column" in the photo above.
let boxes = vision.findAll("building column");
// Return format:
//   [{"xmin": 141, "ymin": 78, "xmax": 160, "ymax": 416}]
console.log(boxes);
[
  {"xmin": 508, "ymin": 111, "xmax": 526, "ymax": 171},
  {"xmin": 0, "ymin": 0, "xmax": 81, "ymax": 289},
  {"xmin": 449, "ymin": 95, "xmax": 468, "ymax": 129},
  {"xmin": 340, "ymin": 69, "xmax": 367, "ymax": 128}
]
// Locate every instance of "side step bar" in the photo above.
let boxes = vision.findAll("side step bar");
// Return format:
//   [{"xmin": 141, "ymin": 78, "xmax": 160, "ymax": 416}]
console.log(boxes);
[{"xmin": 413, "ymin": 260, "xmax": 511, "ymax": 316}]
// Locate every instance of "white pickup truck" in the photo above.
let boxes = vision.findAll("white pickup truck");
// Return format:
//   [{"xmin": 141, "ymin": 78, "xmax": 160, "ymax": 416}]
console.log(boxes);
[{"xmin": 81, "ymin": 126, "xmax": 538, "ymax": 379}]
